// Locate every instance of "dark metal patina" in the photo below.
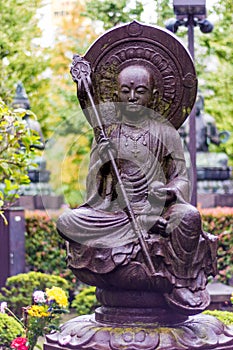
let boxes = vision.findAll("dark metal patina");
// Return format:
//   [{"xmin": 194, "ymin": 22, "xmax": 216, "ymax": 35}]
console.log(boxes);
[{"xmin": 44, "ymin": 21, "xmax": 233, "ymax": 350}]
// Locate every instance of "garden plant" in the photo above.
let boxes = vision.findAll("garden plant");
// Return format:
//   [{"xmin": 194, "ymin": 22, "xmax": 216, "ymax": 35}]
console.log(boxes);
[
  {"xmin": 0, "ymin": 272, "xmax": 69, "ymax": 317},
  {"xmin": 0, "ymin": 100, "xmax": 40, "ymax": 220},
  {"xmin": 0, "ymin": 286, "xmax": 69, "ymax": 350}
]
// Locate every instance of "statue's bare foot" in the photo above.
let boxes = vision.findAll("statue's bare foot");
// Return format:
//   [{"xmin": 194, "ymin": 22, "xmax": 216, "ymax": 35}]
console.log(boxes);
[
  {"xmin": 173, "ymin": 288, "xmax": 202, "ymax": 306},
  {"xmin": 164, "ymin": 287, "xmax": 210, "ymax": 315}
]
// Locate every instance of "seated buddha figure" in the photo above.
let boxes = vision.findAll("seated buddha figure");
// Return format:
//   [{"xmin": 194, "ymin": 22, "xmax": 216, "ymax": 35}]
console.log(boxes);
[{"xmin": 57, "ymin": 63, "xmax": 217, "ymax": 315}]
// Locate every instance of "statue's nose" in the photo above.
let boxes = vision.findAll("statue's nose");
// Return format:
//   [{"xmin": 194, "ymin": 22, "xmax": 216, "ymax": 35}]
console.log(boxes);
[{"xmin": 129, "ymin": 89, "xmax": 137, "ymax": 101}]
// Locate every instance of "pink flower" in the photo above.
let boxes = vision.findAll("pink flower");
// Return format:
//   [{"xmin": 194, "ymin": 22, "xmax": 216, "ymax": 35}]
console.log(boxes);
[
  {"xmin": 18, "ymin": 346, "xmax": 28, "ymax": 350},
  {"xmin": 11, "ymin": 337, "xmax": 29, "ymax": 350},
  {"xmin": 33, "ymin": 290, "xmax": 46, "ymax": 303},
  {"xmin": 0, "ymin": 302, "xmax": 7, "ymax": 313}
]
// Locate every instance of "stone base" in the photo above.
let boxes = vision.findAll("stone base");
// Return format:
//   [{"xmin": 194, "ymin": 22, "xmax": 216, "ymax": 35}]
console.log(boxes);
[
  {"xmin": 207, "ymin": 282, "xmax": 233, "ymax": 311},
  {"xmin": 44, "ymin": 312, "xmax": 233, "ymax": 350}
]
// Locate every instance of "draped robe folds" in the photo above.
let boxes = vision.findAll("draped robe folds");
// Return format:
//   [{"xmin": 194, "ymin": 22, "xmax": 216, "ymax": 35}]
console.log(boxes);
[{"xmin": 57, "ymin": 117, "xmax": 217, "ymax": 292}]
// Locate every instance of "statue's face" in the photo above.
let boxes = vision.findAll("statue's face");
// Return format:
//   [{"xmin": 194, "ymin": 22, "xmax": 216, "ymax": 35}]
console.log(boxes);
[{"xmin": 117, "ymin": 66, "xmax": 154, "ymax": 117}]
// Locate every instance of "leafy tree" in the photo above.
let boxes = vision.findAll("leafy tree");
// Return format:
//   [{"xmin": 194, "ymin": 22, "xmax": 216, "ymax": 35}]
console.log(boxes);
[
  {"xmin": 46, "ymin": 2, "xmax": 97, "ymax": 206},
  {"xmin": 151, "ymin": 0, "xmax": 233, "ymax": 164},
  {"xmin": 0, "ymin": 0, "xmax": 51, "ymax": 135},
  {"xmin": 153, "ymin": 0, "xmax": 173, "ymax": 26},
  {"xmin": 50, "ymin": 1, "xmax": 97, "ymax": 134},
  {"xmin": 0, "ymin": 100, "xmax": 40, "ymax": 219},
  {"xmin": 198, "ymin": 0, "xmax": 233, "ymax": 163},
  {"xmin": 85, "ymin": 0, "xmax": 144, "ymax": 30}
]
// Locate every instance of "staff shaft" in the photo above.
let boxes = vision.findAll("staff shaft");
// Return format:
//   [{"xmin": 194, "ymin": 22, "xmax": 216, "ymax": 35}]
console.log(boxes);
[{"xmin": 73, "ymin": 59, "xmax": 156, "ymax": 275}]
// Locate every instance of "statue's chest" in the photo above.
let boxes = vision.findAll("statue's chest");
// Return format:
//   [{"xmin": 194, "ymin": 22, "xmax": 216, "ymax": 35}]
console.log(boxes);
[{"xmin": 117, "ymin": 126, "xmax": 151, "ymax": 165}]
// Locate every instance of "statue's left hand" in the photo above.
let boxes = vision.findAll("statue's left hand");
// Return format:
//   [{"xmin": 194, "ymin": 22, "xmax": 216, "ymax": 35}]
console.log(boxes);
[
  {"xmin": 140, "ymin": 213, "xmax": 169, "ymax": 238},
  {"xmin": 153, "ymin": 216, "xmax": 169, "ymax": 237}
]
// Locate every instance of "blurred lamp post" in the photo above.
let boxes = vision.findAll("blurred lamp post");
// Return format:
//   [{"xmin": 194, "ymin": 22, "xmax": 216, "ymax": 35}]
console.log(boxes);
[{"xmin": 165, "ymin": 0, "xmax": 213, "ymax": 206}]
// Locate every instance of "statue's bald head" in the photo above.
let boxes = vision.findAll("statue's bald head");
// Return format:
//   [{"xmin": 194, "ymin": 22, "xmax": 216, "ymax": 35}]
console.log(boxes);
[{"xmin": 118, "ymin": 65, "xmax": 155, "ymax": 93}]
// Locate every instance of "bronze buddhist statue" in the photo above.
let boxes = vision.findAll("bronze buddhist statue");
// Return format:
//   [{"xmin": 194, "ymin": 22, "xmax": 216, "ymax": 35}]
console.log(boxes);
[
  {"xmin": 45, "ymin": 21, "xmax": 233, "ymax": 350},
  {"xmin": 57, "ymin": 62, "xmax": 217, "ymax": 315}
]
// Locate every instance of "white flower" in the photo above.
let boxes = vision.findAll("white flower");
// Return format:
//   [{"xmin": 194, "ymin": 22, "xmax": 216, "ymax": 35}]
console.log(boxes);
[
  {"xmin": 33, "ymin": 290, "xmax": 46, "ymax": 303},
  {"xmin": 0, "ymin": 302, "xmax": 7, "ymax": 313},
  {"xmin": 4, "ymin": 115, "xmax": 14, "ymax": 124}
]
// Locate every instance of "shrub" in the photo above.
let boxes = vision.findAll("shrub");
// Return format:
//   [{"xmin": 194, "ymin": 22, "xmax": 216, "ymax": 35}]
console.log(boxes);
[
  {"xmin": 203, "ymin": 310, "xmax": 233, "ymax": 326},
  {"xmin": 200, "ymin": 207, "xmax": 233, "ymax": 284},
  {"xmin": 71, "ymin": 286, "xmax": 100, "ymax": 315},
  {"xmin": 0, "ymin": 313, "xmax": 24, "ymax": 348},
  {"xmin": 0, "ymin": 272, "xmax": 69, "ymax": 317},
  {"xmin": 0, "ymin": 100, "xmax": 40, "ymax": 219},
  {"xmin": 25, "ymin": 210, "xmax": 77, "ymax": 289}
]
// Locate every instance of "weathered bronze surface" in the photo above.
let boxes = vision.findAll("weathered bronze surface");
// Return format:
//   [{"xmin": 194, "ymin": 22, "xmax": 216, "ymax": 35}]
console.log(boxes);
[
  {"xmin": 45, "ymin": 312, "xmax": 233, "ymax": 349},
  {"xmin": 77, "ymin": 21, "xmax": 197, "ymax": 130},
  {"xmin": 44, "ymin": 21, "xmax": 233, "ymax": 350}
]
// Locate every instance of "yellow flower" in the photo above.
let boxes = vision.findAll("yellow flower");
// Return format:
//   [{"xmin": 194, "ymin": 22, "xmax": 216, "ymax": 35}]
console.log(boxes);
[
  {"xmin": 46, "ymin": 287, "xmax": 68, "ymax": 308},
  {"xmin": 27, "ymin": 305, "xmax": 49, "ymax": 318}
]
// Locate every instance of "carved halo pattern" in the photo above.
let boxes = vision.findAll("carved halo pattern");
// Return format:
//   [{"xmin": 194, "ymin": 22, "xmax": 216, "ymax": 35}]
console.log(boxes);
[
  {"xmin": 83, "ymin": 21, "xmax": 197, "ymax": 129},
  {"xmin": 95, "ymin": 45, "xmax": 178, "ymax": 119}
]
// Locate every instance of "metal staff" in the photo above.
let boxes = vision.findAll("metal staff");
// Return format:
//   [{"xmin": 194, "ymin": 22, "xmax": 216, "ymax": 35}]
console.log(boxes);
[{"xmin": 70, "ymin": 54, "xmax": 156, "ymax": 276}]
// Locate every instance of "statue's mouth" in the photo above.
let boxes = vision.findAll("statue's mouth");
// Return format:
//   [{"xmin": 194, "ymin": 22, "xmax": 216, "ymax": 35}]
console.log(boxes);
[{"xmin": 127, "ymin": 103, "xmax": 142, "ymax": 109}]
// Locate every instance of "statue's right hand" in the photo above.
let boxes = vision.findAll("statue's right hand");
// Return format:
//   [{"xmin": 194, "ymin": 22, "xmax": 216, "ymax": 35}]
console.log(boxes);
[{"xmin": 98, "ymin": 138, "xmax": 117, "ymax": 163}]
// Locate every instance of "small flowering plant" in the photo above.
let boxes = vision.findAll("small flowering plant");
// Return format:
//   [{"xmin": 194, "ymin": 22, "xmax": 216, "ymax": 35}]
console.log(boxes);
[
  {"xmin": 11, "ymin": 337, "xmax": 29, "ymax": 350},
  {"xmin": 0, "ymin": 287, "xmax": 69, "ymax": 350}
]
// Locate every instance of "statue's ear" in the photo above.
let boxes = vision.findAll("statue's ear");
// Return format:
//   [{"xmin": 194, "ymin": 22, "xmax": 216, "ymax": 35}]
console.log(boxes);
[
  {"xmin": 153, "ymin": 88, "xmax": 158, "ymax": 96},
  {"xmin": 152, "ymin": 89, "xmax": 159, "ymax": 109},
  {"xmin": 153, "ymin": 89, "xmax": 159, "ymax": 106}
]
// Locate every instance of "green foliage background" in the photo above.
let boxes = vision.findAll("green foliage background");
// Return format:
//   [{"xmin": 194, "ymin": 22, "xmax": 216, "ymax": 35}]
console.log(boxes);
[
  {"xmin": 71, "ymin": 286, "xmax": 100, "ymax": 315},
  {"xmin": 201, "ymin": 208, "xmax": 233, "ymax": 284},
  {"xmin": 0, "ymin": 0, "xmax": 51, "ymax": 134},
  {"xmin": 25, "ymin": 211, "xmax": 77, "ymax": 288},
  {"xmin": 0, "ymin": 313, "xmax": 24, "ymax": 348},
  {"xmin": 203, "ymin": 310, "xmax": 233, "ymax": 326},
  {"xmin": 0, "ymin": 100, "xmax": 41, "ymax": 216},
  {"xmin": 198, "ymin": 0, "xmax": 233, "ymax": 163},
  {"xmin": 85, "ymin": 0, "xmax": 144, "ymax": 29}
]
